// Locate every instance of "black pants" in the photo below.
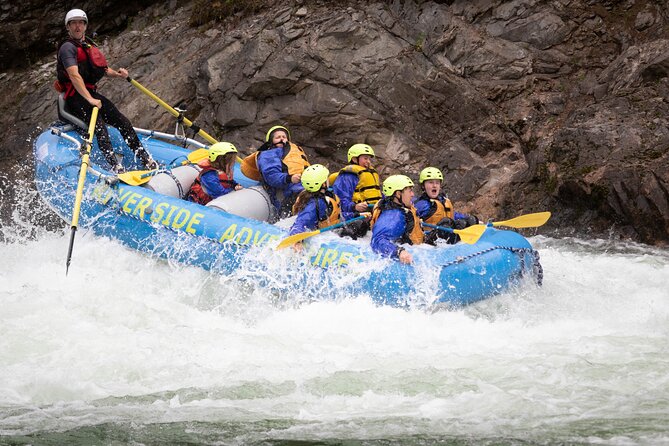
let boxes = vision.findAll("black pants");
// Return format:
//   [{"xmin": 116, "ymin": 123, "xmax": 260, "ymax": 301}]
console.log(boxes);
[{"xmin": 67, "ymin": 90, "xmax": 151, "ymax": 168}]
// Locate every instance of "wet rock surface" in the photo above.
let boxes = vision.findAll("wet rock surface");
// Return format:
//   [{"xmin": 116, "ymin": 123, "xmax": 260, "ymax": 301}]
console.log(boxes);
[{"xmin": 2, "ymin": 0, "xmax": 668, "ymax": 245}]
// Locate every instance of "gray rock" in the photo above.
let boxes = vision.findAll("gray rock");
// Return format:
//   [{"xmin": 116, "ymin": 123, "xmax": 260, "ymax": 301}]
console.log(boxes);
[
  {"xmin": 2, "ymin": 0, "xmax": 669, "ymax": 244},
  {"xmin": 634, "ymin": 10, "xmax": 655, "ymax": 31}
]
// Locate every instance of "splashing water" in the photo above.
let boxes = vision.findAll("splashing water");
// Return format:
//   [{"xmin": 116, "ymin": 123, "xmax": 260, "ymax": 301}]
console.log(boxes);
[{"xmin": 1, "ymin": 175, "xmax": 668, "ymax": 445}]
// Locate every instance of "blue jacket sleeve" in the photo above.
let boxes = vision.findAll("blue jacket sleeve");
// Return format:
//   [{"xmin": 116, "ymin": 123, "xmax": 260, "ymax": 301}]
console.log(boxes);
[
  {"xmin": 289, "ymin": 198, "xmax": 328, "ymax": 236},
  {"xmin": 371, "ymin": 209, "xmax": 407, "ymax": 259},
  {"xmin": 286, "ymin": 181, "xmax": 305, "ymax": 197},
  {"xmin": 257, "ymin": 148, "xmax": 291, "ymax": 189},
  {"xmin": 413, "ymin": 198, "xmax": 431, "ymax": 220},
  {"xmin": 200, "ymin": 170, "xmax": 234, "ymax": 199},
  {"xmin": 332, "ymin": 172, "xmax": 360, "ymax": 220}
]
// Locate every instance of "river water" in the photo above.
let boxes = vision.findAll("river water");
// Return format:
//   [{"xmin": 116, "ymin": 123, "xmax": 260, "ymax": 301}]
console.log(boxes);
[{"xmin": 1, "ymin": 177, "xmax": 668, "ymax": 445}]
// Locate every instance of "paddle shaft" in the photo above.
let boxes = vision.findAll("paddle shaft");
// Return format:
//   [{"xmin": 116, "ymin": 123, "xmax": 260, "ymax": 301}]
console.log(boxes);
[
  {"xmin": 316, "ymin": 215, "xmax": 366, "ymax": 233},
  {"xmin": 276, "ymin": 215, "xmax": 366, "ymax": 249},
  {"xmin": 421, "ymin": 221, "xmax": 486, "ymax": 244},
  {"xmin": 421, "ymin": 222, "xmax": 456, "ymax": 233},
  {"xmin": 140, "ymin": 169, "xmax": 164, "ymax": 179},
  {"xmin": 66, "ymin": 107, "xmax": 99, "ymax": 274},
  {"xmin": 128, "ymin": 77, "xmax": 216, "ymax": 144},
  {"xmin": 127, "ymin": 77, "xmax": 243, "ymax": 163}
]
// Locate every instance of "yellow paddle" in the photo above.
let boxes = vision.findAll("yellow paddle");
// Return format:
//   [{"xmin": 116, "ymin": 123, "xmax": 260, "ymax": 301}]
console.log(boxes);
[
  {"xmin": 117, "ymin": 148, "xmax": 209, "ymax": 186},
  {"xmin": 421, "ymin": 222, "xmax": 486, "ymax": 244},
  {"xmin": 66, "ymin": 106, "xmax": 99, "ymax": 275},
  {"xmin": 276, "ymin": 216, "xmax": 367, "ymax": 250},
  {"xmin": 485, "ymin": 212, "xmax": 551, "ymax": 229},
  {"xmin": 127, "ymin": 77, "xmax": 243, "ymax": 163}
]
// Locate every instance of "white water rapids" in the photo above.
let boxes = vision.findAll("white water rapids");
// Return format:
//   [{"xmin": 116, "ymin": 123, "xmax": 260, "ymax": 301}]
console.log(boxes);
[{"xmin": 1, "ymin": 178, "xmax": 668, "ymax": 445}]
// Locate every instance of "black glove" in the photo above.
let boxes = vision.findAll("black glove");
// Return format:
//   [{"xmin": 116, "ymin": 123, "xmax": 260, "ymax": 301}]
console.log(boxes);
[
  {"xmin": 465, "ymin": 215, "xmax": 479, "ymax": 226},
  {"xmin": 436, "ymin": 217, "xmax": 455, "ymax": 228},
  {"xmin": 426, "ymin": 227, "xmax": 458, "ymax": 244},
  {"xmin": 424, "ymin": 230, "xmax": 439, "ymax": 245},
  {"xmin": 436, "ymin": 229, "xmax": 460, "ymax": 244},
  {"xmin": 453, "ymin": 219, "xmax": 468, "ymax": 230}
]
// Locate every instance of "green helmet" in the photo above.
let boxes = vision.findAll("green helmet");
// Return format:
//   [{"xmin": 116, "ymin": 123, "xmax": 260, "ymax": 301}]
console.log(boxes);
[
  {"xmin": 208, "ymin": 142, "xmax": 238, "ymax": 162},
  {"xmin": 347, "ymin": 143, "xmax": 375, "ymax": 163},
  {"xmin": 382, "ymin": 174, "xmax": 414, "ymax": 197},
  {"xmin": 419, "ymin": 167, "xmax": 443, "ymax": 184},
  {"xmin": 265, "ymin": 125, "xmax": 291, "ymax": 143},
  {"xmin": 301, "ymin": 164, "xmax": 330, "ymax": 192}
]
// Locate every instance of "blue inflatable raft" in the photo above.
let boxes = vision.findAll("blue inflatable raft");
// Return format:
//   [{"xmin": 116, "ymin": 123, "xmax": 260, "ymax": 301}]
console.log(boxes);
[{"xmin": 33, "ymin": 120, "xmax": 542, "ymax": 307}]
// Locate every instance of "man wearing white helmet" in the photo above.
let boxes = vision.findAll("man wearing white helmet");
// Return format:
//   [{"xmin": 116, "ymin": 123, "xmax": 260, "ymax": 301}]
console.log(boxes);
[{"xmin": 56, "ymin": 9, "xmax": 157, "ymax": 173}]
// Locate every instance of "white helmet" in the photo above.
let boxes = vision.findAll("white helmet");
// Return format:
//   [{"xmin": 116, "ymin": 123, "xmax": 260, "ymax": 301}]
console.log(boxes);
[{"xmin": 65, "ymin": 9, "xmax": 88, "ymax": 26}]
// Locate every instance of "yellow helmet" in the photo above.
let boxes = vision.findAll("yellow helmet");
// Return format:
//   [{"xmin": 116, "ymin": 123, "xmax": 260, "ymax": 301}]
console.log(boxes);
[
  {"xmin": 382, "ymin": 175, "xmax": 414, "ymax": 197},
  {"xmin": 265, "ymin": 125, "xmax": 291, "ymax": 143},
  {"xmin": 347, "ymin": 143, "xmax": 375, "ymax": 163},
  {"xmin": 419, "ymin": 167, "xmax": 443, "ymax": 184},
  {"xmin": 208, "ymin": 142, "xmax": 238, "ymax": 162},
  {"xmin": 301, "ymin": 164, "xmax": 330, "ymax": 192}
]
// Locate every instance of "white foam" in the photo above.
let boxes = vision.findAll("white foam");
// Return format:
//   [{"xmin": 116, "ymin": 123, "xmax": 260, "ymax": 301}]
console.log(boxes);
[{"xmin": 1, "ymin": 188, "xmax": 668, "ymax": 441}]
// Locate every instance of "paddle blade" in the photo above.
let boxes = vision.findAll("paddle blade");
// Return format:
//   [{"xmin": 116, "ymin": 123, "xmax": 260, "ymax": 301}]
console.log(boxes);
[
  {"xmin": 454, "ymin": 224, "xmax": 486, "ymax": 244},
  {"xmin": 492, "ymin": 212, "xmax": 551, "ymax": 229},
  {"xmin": 187, "ymin": 148, "xmax": 209, "ymax": 163},
  {"xmin": 276, "ymin": 229, "xmax": 320, "ymax": 250},
  {"xmin": 117, "ymin": 169, "xmax": 158, "ymax": 185},
  {"xmin": 65, "ymin": 226, "xmax": 77, "ymax": 275}
]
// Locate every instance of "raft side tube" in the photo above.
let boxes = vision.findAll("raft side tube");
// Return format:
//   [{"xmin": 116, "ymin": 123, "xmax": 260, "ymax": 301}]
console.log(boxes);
[
  {"xmin": 143, "ymin": 165, "xmax": 201, "ymax": 199},
  {"xmin": 207, "ymin": 185, "xmax": 273, "ymax": 222}
]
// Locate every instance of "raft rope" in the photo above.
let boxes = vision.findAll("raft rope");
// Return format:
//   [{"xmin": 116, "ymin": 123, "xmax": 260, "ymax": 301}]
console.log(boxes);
[
  {"xmin": 441, "ymin": 246, "xmax": 543, "ymax": 286},
  {"xmin": 51, "ymin": 159, "xmax": 81, "ymax": 172},
  {"xmin": 163, "ymin": 170, "xmax": 184, "ymax": 198}
]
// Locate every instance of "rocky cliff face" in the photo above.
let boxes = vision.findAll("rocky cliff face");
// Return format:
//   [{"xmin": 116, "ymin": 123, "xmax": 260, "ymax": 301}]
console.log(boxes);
[
  {"xmin": 0, "ymin": 0, "xmax": 164, "ymax": 70},
  {"xmin": 2, "ymin": 0, "xmax": 668, "ymax": 245}
]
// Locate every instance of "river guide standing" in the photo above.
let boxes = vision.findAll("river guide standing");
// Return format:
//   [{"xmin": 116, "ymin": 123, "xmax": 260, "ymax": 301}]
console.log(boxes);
[{"xmin": 56, "ymin": 8, "xmax": 157, "ymax": 173}]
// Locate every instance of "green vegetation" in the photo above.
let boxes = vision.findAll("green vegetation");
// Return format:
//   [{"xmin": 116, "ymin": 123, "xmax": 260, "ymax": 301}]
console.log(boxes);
[
  {"xmin": 640, "ymin": 147, "xmax": 666, "ymax": 160},
  {"xmin": 537, "ymin": 163, "xmax": 558, "ymax": 193},
  {"xmin": 189, "ymin": 0, "xmax": 269, "ymax": 26},
  {"xmin": 544, "ymin": 175, "xmax": 558, "ymax": 193},
  {"xmin": 578, "ymin": 165, "xmax": 595, "ymax": 176},
  {"xmin": 414, "ymin": 32, "xmax": 426, "ymax": 52}
]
